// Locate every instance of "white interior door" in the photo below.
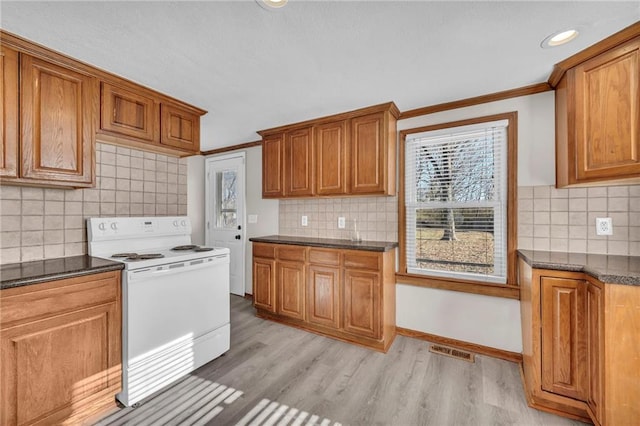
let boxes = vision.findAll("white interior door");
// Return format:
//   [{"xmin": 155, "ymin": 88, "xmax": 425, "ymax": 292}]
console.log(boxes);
[{"xmin": 205, "ymin": 153, "xmax": 245, "ymax": 296}]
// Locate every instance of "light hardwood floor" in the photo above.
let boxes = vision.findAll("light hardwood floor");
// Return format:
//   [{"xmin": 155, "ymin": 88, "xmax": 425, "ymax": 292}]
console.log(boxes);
[{"xmin": 96, "ymin": 296, "xmax": 584, "ymax": 426}]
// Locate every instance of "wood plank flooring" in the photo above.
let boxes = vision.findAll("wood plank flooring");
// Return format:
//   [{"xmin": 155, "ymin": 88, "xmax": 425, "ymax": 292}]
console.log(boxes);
[{"xmin": 96, "ymin": 296, "xmax": 584, "ymax": 426}]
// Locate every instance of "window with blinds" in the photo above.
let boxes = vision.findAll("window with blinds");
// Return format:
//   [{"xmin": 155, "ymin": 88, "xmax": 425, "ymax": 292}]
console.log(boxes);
[{"xmin": 404, "ymin": 119, "xmax": 508, "ymax": 284}]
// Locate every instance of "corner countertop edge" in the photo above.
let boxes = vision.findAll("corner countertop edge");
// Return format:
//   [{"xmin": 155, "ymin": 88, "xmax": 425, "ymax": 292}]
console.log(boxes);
[{"xmin": 517, "ymin": 249, "xmax": 640, "ymax": 286}]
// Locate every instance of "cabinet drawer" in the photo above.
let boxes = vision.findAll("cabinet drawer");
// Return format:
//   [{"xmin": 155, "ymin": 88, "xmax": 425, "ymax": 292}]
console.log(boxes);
[
  {"xmin": 277, "ymin": 245, "xmax": 306, "ymax": 262},
  {"xmin": 309, "ymin": 248, "xmax": 340, "ymax": 266},
  {"xmin": 0, "ymin": 271, "xmax": 120, "ymax": 328},
  {"xmin": 253, "ymin": 243, "xmax": 275, "ymax": 259},
  {"xmin": 344, "ymin": 251, "xmax": 381, "ymax": 271}
]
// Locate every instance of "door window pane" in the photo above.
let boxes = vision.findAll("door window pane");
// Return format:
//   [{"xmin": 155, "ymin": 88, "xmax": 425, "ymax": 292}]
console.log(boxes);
[{"xmin": 216, "ymin": 170, "xmax": 237, "ymax": 228}]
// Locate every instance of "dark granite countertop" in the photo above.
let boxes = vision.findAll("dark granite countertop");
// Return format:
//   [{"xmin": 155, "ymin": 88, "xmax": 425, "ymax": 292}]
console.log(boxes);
[
  {"xmin": 0, "ymin": 255, "xmax": 124, "ymax": 290},
  {"xmin": 518, "ymin": 250, "xmax": 640, "ymax": 286},
  {"xmin": 249, "ymin": 235, "xmax": 398, "ymax": 252}
]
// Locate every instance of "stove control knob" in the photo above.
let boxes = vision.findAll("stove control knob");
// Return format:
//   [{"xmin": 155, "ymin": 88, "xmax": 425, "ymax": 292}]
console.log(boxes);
[
  {"xmin": 173, "ymin": 220, "xmax": 179, "ymax": 227},
  {"xmin": 181, "ymin": 220, "xmax": 187, "ymax": 227},
  {"xmin": 98, "ymin": 222, "xmax": 106, "ymax": 231},
  {"xmin": 110, "ymin": 223, "xmax": 118, "ymax": 230}
]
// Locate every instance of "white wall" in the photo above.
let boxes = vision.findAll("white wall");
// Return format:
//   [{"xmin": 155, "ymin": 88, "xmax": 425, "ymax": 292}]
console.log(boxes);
[
  {"xmin": 244, "ymin": 145, "xmax": 279, "ymax": 294},
  {"xmin": 187, "ymin": 155, "xmax": 206, "ymax": 245},
  {"xmin": 395, "ymin": 91, "xmax": 556, "ymax": 352}
]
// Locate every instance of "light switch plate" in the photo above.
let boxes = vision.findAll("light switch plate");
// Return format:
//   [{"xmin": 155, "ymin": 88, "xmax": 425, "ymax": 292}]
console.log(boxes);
[
  {"xmin": 301, "ymin": 215, "xmax": 308, "ymax": 227},
  {"xmin": 595, "ymin": 217, "xmax": 613, "ymax": 236},
  {"xmin": 338, "ymin": 217, "xmax": 345, "ymax": 229},
  {"xmin": 248, "ymin": 214, "xmax": 258, "ymax": 224}
]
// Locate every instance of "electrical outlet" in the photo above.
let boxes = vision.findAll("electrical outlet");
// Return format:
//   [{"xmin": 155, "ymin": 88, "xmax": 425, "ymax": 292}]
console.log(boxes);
[
  {"xmin": 595, "ymin": 217, "xmax": 613, "ymax": 236},
  {"xmin": 248, "ymin": 214, "xmax": 258, "ymax": 224},
  {"xmin": 338, "ymin": 217, "xmax": 345, "ymax": 229},
  {"xmin": 301, "ymin": 215, "xmax": 308, "ymax": 227}
]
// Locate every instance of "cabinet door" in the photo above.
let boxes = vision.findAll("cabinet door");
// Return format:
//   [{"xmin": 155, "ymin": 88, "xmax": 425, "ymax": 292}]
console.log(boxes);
[
  {"xmin": 0, "ymin": 302, "xmax": 120, "ymax": 425},
  {"xmin": 586, "ymin": 282, "xmax": 603, "ymax": 423},
  {"xmin": 350, "ymin": 112, "xmax": 385, "ymax": 194},
  {"xmin": 285, "ymin": 126, "xmax": 314, "ymax": 196},
  {"xmin": 100, "ymin": 82, "xmax": 159, "ymax": 142},
  {"xmin": 307, "ymin": 264, "xmax": 340, "ymax": 329},
  {"xmin": 0, "ymin": 45, "xmax": 18, "ymax": 178},
  {"xmin": 574, "ymin": 37, "xmax": 640, "ymax": 182},
  {"xmin": 262, "ymin": 133, "xmax": 284, "ymax": 197},
  {"xmin": 315, "ymin": 120, "xmax": 348, "ymax": 195},
  {"xmin": 160, "ymin": 103, "xmax": 200, "ymax": 152},
  {"xmin": 253, "ymin": 257, "xmax": 276, "ymax": 313},
  {"xmin": 343, "ymin": 269, "xmax": 380, "ymax": 339},
  {"xmin": 20, "ymin": 55, "xmax": 96, "ymax": 185},
  {"xmin": 541, "ymin": 276, "xmax": 587, "ymax": 401},
  {"xmin": 277, "ymin": 261, "xmax": 305, "ymax": 320}
]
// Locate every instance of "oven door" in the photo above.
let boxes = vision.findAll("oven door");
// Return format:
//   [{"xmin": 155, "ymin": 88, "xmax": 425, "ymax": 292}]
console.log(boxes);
[{"xmin": 123, "ymin": 255, "xmax": 230, "ymax": 365}]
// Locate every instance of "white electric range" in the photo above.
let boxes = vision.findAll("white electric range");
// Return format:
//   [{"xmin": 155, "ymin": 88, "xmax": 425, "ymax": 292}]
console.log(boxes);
[{"xmin": 87, "ymin": 216, "xmax": 230, "ymax": 406}]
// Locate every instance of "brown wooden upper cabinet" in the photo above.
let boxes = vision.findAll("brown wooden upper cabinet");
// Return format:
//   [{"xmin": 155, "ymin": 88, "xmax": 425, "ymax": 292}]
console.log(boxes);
[
  {"xmin": 259, "ymin": 102, "xmax": 399, "ymax": 198},
  {"xmin": 554, "ymin": 32, "xmax": 640, "ymax": 187},
  {"xmin": 0, "ymin": 45, "xmax": 97, "ymax": 188},
  {"xmin": 100, "ymin": 82, "xmax": 159, "ymax": 142},
  {"xmin": 0, "ymin": 45, "xmax": 19, "ymax": 178},
  {"xmin": 315, "ymin": 120, "xmax": 348, "ymax": 195},
  {"xmin": 285, "ymin": 126, "xmax": 314, "ymax": 197},
  {"xmin": 160, "ymin": 103, "xmax": 200, "ymax": 151},
  {"xmin": 98, "ymin": 83, "xmax": 203, "ymax": 155},
  {"xmin": 262, "ymin": 133, "xmax": 285, "ymax": 197}
]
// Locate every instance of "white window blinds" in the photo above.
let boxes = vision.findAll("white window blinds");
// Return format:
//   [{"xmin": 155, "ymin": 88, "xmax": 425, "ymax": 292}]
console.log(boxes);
[{"xmin": 405, "ymin": 119, "xmax": 508, "ymax": 284}]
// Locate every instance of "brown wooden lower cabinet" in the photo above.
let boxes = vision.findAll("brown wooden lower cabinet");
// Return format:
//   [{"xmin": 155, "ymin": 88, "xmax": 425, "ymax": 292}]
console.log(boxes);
[
  {"xmin": 252, "ymin": 243, "xmax": 396, "ymax": 351},
  {"xmin": 540, "ymin": 276, "xmax": 587, "ymax": 400},
  {"xmin": 253, "ymin": 257, "xmax": 276, "ymax": 313},
  {"xmin": 519, "ymin": 256, "xmax": 640, "ymax": 425},
  {"xmin": 277, "ymin": 260, "xmax": 306, "ymax": 320},
  {"xmin": 0, "ymin": 271, "xmax": 122, "ymax": 426},
  {"xmin": 307, "ymin": 264, "xmax": 340, "ymax": 329}
]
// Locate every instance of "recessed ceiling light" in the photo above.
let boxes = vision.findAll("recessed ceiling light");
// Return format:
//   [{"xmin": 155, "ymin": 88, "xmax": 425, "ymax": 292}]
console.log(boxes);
[
  {"xmin": 541, "ymin": 29, "xmax": 579, "ymax": 48},
  {"xmin": 257, "ymin": 0, "xmax": 288, "ymax": 10}
]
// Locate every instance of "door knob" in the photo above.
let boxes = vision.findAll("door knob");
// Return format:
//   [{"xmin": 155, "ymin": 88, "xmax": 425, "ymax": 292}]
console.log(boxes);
[{"xmin": 235, "ymin": 235, "xmax": 241, "ymax": 240}]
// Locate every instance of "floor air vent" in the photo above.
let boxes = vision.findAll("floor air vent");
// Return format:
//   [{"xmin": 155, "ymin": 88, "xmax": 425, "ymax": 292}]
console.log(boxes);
[{"xmin": 429, "ymin": 344, "xmax": 475, "ymax": 363}]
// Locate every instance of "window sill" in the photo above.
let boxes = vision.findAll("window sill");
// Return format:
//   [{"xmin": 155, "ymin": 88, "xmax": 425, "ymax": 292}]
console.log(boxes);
[{"xmin": 395, "ymin": 272, "xmax": 520, "ymax": 300}]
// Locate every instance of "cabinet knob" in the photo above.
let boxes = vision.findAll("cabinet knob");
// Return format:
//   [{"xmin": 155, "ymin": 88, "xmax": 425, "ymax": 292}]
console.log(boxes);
[{"xmin": 235, "ymin": 235, "xmax": 241, "ymax": 240}]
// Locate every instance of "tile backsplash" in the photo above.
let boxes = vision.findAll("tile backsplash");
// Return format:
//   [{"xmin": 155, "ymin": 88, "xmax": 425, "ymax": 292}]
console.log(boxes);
[
  {"xmin": 279, "ymin": 196, "xmax": 398, "ymax": 242},
  {"xmin": 278, "ymin": 184, "xmax": 639, "ymax": 256},
  {"xmin": 518, "ymin": 185, "xmax": 640, "ymax": 256},
  {"xmin": 0, "ymin": 142, "xmax": 188, "ymax": 264}
]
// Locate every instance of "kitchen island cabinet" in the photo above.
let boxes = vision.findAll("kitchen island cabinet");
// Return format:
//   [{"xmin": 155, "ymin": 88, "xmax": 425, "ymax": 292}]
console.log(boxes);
[
  {"xmin": 0, "ymin": 264, "xmax": 122, "ymax": 426},
  {"xmin": 518, "ymin": 250, "xmax": 640, "ymax": 425},
  {"xmin": 250, "ymin": 236, "xmax": 397, "ymax": 351}
]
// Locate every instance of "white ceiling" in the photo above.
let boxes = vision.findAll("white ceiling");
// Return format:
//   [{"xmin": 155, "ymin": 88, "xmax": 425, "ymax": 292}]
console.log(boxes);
[{"xmin": 1, "ymin": 1, "xmax": 638, "ymax": 151}]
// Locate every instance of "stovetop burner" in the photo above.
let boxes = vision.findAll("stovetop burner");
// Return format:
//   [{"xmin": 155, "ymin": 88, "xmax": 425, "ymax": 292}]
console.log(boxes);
[
  {"xmin": 171, "ymin": 245, "xmax": 215, "ymax": 252},
  {"xmin": 111, "ymin": 253, "xmax": 165, "ymax": 261},
  {"xmin": 172, "ymin": 245, "xmax": 198, "ymax": 251},
  {"xmin": 112, "ymin": 253, "xmax": 139, "ymax": 258}
]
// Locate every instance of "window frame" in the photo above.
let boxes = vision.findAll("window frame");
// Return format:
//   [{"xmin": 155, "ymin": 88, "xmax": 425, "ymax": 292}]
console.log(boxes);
[{"xmin": 397, "ymin": 112, "xmax": 519, "ymax": 300}]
